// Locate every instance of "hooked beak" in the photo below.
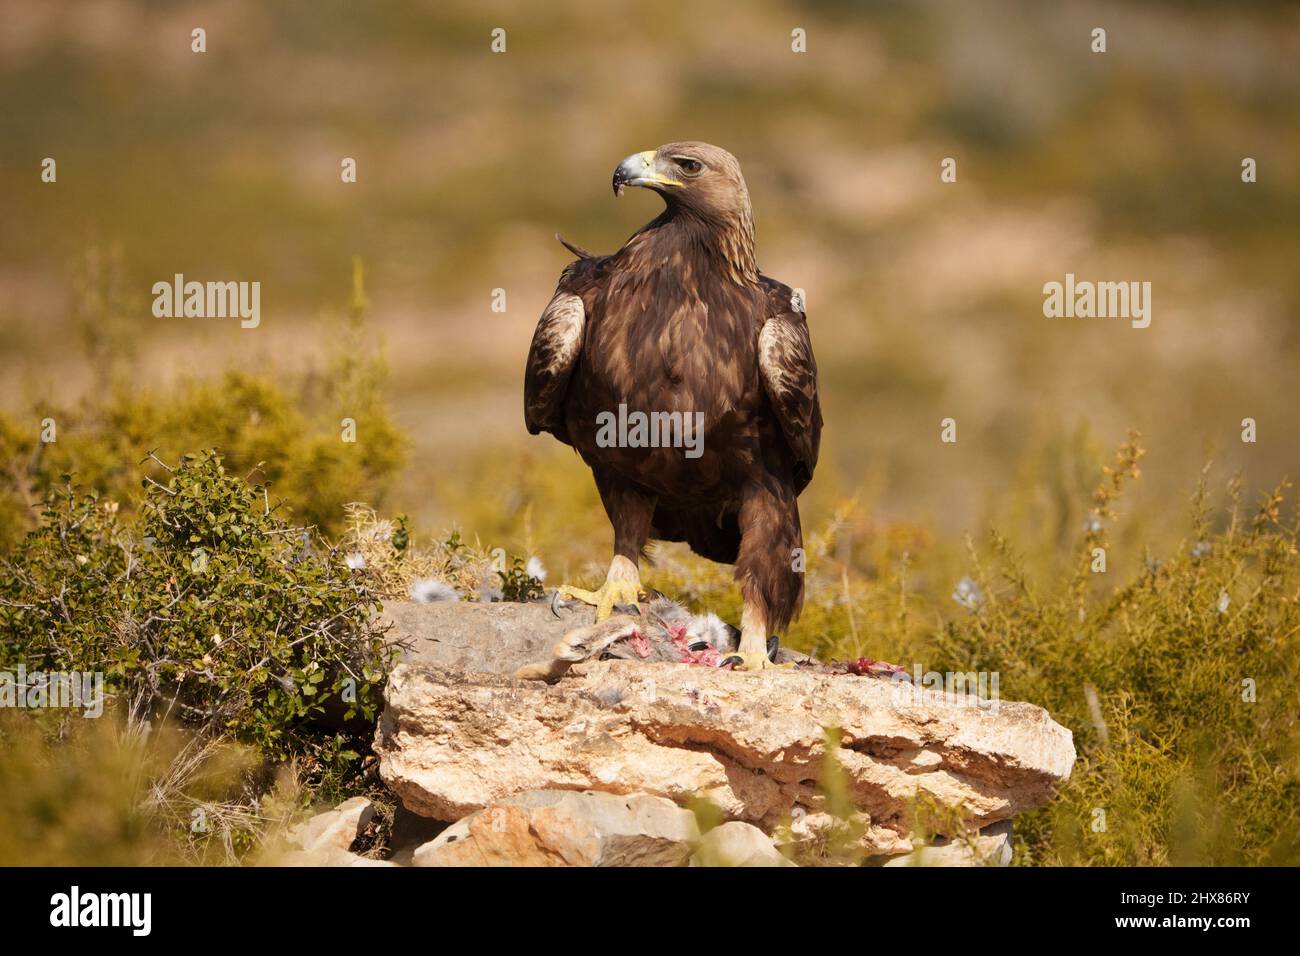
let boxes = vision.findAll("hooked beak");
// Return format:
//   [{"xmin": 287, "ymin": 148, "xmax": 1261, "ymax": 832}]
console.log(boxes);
[{"xmin": 612, "ymin": 150, "xmax": 684, "ymax": 196}]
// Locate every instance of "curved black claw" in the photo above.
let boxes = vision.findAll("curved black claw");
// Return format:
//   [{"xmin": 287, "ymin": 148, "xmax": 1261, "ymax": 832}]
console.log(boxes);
[
  {"xmin": 550, "ymin": 589, "xmax": 568, "ymax": 618},
  {"xmin": 766, "ymin": 635, "xmax": 780, "ymax": 662}
]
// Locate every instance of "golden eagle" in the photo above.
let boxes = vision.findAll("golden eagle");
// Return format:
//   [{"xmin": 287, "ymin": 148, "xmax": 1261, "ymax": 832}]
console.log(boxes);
[{"xmin": 524, "ymin": 142, "xmax": 822, "ymax": 671}]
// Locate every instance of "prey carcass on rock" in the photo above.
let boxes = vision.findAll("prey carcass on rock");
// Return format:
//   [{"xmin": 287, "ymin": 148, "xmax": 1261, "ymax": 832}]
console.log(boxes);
[
  {"xmin": 514, "ymin": 595, "xmax": 896, "ymax": 684},
  {"xmin": 514, "ymin": 596, "xmax": 752, "ymax": 681}
]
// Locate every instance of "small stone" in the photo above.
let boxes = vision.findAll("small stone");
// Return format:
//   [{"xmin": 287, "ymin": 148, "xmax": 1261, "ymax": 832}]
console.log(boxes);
[
  {"xmin": 882, "ymin": 820, "xmax": 1014, "ymax": 867},
  {"xmin": 288, "ymin": 796, "xmax": 374, "ymax": 853},
  {"xmin": 278, "ymin": 797, "xmax": 398, "ymax": 866},
  {"xmin": 413, "ymin": 790, "xmax": 700, "ymax": 867},
  {"xmin": 691, "ymin": 822, "xmax": 795, "ymax": 867}
]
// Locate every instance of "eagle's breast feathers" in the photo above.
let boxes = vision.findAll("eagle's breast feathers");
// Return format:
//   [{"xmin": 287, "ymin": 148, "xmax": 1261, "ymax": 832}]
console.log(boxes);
[{"xmin": 523, "ymin": 261, "xmax": 821, "ymax": 494}]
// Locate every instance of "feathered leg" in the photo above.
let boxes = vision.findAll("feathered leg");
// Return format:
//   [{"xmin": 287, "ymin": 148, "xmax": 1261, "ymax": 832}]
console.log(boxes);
[
  {"xmin": 732, "ymin": 480, "xmax": 804, "ymax": 671},
  {"xmin": 556, "ymin": 478, "xmax": 655, "ymax": 620}
]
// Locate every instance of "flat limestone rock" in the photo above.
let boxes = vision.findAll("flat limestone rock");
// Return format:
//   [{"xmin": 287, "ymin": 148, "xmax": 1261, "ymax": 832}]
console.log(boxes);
[
  {"xmin": 378, "ymin": 599, "xmax": 814, "ymax": 677},
  {"xmin": 379, "ymin": 599, "xmax": 589, "ymax": 675},
  {"xmin": 376, "ymin": 658, "xmax": 1075, "ymax": 856}
]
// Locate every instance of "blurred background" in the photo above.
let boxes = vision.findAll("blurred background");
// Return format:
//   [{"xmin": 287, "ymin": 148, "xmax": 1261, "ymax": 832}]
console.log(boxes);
[
  {"xmin": 2, "ymin": 0, "xmax": 1299, "ymax": 867},
  {"xmin": 2, "ymin": 0, "xmax": 1297, "ymax": 571}
]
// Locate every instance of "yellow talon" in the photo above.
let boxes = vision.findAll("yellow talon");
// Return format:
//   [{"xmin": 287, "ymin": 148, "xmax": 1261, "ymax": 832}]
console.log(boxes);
[
  {"xmin": 556, "ymin": 578, "xmax": 646, "ymax": 621},
  {"xmin": 723, "ymin": 650, "xmax": 793, "ymax": 673}
]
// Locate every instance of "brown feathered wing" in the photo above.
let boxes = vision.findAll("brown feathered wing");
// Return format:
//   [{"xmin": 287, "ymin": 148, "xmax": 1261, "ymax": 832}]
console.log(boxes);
[
  {"xmin": 523, "ymin": 284, "xmax": 586, "ymax": 444},
  {"xmin": 757, "ymin": 277, "xmax": 822, "ymax": 493}
]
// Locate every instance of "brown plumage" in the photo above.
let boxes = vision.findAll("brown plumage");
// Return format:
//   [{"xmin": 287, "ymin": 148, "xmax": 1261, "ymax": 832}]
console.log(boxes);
[{"xmin": 524, "ymin": 142, "xmax": 822, "ymax": 669}]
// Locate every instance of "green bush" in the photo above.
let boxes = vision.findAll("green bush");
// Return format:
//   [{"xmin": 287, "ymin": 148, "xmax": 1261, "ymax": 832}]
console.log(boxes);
[
  {"xmin": 0, "ymin": 256, "xmax": 406, "ymax": 549},
  {"xmin": 932, "ymin": 463, "xmax": 1300, "ymax": 865},
  {"xmin": 0, "ymin": 450, "xmax": 393, "ymax": 766}
]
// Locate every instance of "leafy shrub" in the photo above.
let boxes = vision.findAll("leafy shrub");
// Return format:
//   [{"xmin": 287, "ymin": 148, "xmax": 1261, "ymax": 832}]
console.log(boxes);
[
  {"xmin": 0, "ymin": 256, "xmax": 405, "ymax": 548},
  {"xmin": 337, "ymin": 504, "xmax": 493, "ymax": 600},
  {"xmin": 496, "ymin": 555, "xmax": 546, "ymax": 602},
  {"xmin": 0, "ymin": 450, "xmax": 393, "ymax": 766},
  {"xmin": 931, "ymin": 459, "xmax": 1300, "ymax": 865},
  {"xmin": 335, "ymin": 504, "xmax": 547, "ymax": 606}
]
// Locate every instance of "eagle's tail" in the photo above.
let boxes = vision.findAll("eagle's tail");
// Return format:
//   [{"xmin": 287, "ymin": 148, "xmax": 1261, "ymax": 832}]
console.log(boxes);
[{"xmin": 556, "ymin": 234, "xmax": 593, "ymax": 259}]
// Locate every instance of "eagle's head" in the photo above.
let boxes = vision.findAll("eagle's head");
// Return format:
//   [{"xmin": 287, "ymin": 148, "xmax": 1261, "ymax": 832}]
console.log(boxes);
[{"xmin": 612, "ymin": 141, "xmax": 752, "ymax": 223}]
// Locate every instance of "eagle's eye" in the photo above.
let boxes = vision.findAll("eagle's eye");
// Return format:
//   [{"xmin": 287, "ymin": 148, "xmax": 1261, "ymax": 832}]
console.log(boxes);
[{"xmin": 674, "ymin": 157, "xmax": 704, "ymax": 175}]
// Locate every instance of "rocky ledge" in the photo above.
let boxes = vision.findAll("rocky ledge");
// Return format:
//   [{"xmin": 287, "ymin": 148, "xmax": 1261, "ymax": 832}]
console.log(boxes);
[{"xmin": 354, "ymin": 600, "xmax": 1075, "ymax": 864}]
